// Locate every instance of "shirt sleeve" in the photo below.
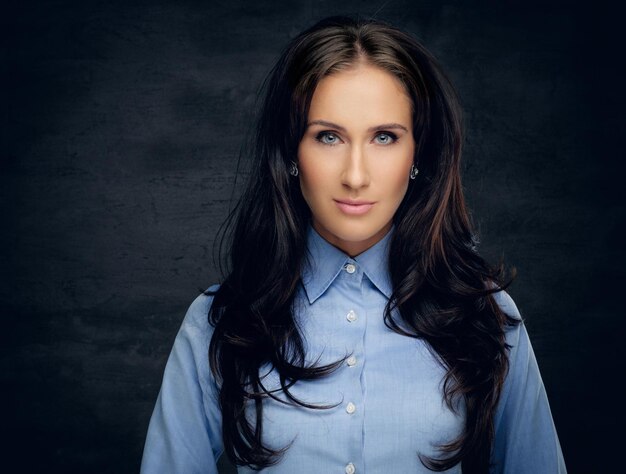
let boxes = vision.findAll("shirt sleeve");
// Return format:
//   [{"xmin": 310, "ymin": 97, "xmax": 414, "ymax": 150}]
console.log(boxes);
[
  {"xmin": 140, "ymin": 286, "xmax": 224, "ymax": 474},
  {"xmin": 490, "ymin": 290, "xmax": 567, "ymax": 474}
]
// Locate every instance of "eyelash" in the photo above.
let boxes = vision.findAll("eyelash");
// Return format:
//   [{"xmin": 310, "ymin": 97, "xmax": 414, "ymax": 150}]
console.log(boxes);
[{"xmin": 314, "ymin": 131, "xmax": 399, "ymax": 146}]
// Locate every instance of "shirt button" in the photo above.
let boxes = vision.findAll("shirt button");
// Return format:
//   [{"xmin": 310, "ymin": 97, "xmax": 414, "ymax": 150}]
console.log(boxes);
[
  {"xmin": 345, "ymin": 263, "xmax": 356, "ymax": 274},
  {"xmin": 346, "ymin": 310, "xmax": 357, "ymax": 322},
  {"xmin": 347, "ymin": 355, "xmax": 357, "ymax": 366},
  {"xmin": 346, "ymin": 402, "xmax": 356, "ymax": 414},
  {"xmin": 345, "ymin": 462, "xmax": 356, "ymax": 474}
]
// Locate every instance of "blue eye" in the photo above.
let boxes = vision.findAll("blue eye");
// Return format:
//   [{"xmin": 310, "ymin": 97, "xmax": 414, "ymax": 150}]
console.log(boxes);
[
  {"xmin": 374, "ymin": 132, "xmax": 397, "ymax": 145},
  {"xmin": 315, "ymin": 131, "xmax": 340, "ymax": 146}
]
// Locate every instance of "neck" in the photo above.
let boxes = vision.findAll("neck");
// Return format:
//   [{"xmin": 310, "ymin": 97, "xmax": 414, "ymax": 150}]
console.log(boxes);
[{"xmin": 311, "ymin": 220, "xmax": 392, "ymax": 257}]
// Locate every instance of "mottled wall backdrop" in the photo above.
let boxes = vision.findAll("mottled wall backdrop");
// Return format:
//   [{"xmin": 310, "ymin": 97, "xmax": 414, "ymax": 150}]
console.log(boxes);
[{"xmin": 2, "ymin": 0, "xmax": 623, "ymax": 472}]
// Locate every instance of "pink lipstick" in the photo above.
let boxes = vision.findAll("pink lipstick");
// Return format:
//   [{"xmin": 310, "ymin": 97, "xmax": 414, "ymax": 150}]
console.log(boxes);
[{"xmin": 334, "ymin": 199, "xmax": 375, "ymax": 215}]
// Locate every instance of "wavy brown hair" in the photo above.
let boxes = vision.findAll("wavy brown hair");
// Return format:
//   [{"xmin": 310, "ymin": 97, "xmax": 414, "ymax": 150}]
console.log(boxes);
[{"xmin": 206, "ymin": 16, "xmax": 519, "ymax": 472}]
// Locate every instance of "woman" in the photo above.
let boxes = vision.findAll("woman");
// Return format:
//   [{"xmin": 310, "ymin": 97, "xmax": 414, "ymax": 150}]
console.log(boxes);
[{"xmin": 141, "ymin": 16, "xmax": 566, "ymax": 473}]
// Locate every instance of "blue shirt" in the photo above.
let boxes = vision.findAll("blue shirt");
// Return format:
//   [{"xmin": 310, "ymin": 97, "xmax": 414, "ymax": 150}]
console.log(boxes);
[{"xmin": 141, "ymin": 225, "xmax": 566, "ymax": 473}]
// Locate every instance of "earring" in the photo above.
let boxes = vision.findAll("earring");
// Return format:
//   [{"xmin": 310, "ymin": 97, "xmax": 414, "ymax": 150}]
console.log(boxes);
[
  {"xmin": 410, "ymin": 164, "xmax": 419, "ymax": 180},
  {"xmin": 289, "ymin": 160, "xmax": 299, "ymax": 177}
]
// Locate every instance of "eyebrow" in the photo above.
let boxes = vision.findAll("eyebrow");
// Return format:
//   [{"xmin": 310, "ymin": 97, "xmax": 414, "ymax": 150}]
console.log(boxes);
[{"xmin": 307, "ymin": 120, "xmax": 409, "ymax": 133}]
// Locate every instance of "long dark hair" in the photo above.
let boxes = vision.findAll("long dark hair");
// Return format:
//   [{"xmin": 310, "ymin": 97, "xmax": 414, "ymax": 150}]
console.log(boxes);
[{"xmin": 205, "ymin": 15, "xmax": 519, "ymax": 472}]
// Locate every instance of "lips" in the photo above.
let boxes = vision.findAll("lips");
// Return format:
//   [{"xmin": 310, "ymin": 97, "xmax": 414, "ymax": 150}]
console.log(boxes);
[{"xmin": 334, "ymin": 199, "xmax": 375, "ymax": 216}]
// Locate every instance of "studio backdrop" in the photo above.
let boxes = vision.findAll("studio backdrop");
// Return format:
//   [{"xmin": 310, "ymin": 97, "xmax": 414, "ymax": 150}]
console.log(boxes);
[{"xmin": 2, "ymin": 1, "xmax": 624, "ymax": 473}]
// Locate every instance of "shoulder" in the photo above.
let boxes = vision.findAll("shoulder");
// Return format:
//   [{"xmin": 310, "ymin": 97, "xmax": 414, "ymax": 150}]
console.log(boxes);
[
  {"xmin": 484, "ymin": 279, "xmax": 523, "ymax": 324},
  {"xmin": 491, "ymin": 288, "xmax": 523, "ymax": 322},
  {"xmin": 180, "ymin": 283, "xmax": 221, "ymax": 334},
  {"xmin": 489, "ymin": 288, "xmax": 527, "ymax": 356},
  {"xmin": 169, "ymin": 284, "xmax": 222, "ymax": 391},
  {"xmin": 489, "ymin": 289, "xmax": 544, "ymax": 408}
]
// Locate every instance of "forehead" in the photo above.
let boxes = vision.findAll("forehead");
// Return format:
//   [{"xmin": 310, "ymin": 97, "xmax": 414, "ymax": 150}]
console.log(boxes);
[{"xmin": 307, "ymin": 63, "xmax": 413, "ymax": 126}]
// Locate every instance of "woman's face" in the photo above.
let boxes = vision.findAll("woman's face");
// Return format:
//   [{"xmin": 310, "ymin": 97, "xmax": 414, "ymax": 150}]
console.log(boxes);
[{"xmin": 297, "ymin": 62, "xmax": 415, "ymax": 257}]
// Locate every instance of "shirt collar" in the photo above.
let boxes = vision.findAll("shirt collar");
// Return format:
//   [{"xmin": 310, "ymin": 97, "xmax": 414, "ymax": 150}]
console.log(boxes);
[{"xmin": 301, "ymin": 223, "xmax": 393, "ymax": 304}]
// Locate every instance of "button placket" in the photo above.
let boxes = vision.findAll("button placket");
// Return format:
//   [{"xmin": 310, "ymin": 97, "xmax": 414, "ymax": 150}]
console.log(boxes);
[{"xmin": 338, "ymin": 260, "xmax": 363, "ymax": 474}]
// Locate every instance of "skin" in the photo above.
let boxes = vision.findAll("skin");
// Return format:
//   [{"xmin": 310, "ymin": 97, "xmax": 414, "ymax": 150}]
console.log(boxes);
[{"xmin": 297, "ymin": 61, "xmax": 416, "ymax": 257}]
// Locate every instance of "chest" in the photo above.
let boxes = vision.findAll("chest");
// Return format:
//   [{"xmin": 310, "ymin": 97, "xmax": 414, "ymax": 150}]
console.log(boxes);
[{"xmin": 248, "ymin": 280, "xmax": 465, "ymax": 472}]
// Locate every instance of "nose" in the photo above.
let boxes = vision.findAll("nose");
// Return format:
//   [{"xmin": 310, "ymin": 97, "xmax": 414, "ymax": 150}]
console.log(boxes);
[{"xmin": 341, "ymin": 144, "xmax": 370, "ymax": 190}]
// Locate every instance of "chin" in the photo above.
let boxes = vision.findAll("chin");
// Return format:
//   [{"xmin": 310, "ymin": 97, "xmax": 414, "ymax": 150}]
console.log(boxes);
[{"xmin": 328, "ymin": 224, "xmax": 387, "ymax": 243}]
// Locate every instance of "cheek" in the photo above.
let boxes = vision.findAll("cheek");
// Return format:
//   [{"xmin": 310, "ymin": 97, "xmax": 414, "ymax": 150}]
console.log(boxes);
[
  {"xmin": 299, "ymin": 176, "xmax": 316, "ymax": 206},
  {"xmin": 392, "ymin": 171, "xmax": 411, "ymax": 199},
  {"xmin": 299, "ymin": 161, "xmax": 318, "ymax": 191},
  {"xmin": 375, "ymin": 162, "xmax": 412, "ymax": 203},
  {"xmin": 298, "ymin": 151, "xmax": 334, "ymax": 204}
]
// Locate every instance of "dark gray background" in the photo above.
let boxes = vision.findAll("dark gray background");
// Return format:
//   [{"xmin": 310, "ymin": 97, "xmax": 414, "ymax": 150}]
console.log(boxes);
[{"xmin": 2, "ymin": 0, "xmax": 624, "ymax": 472}]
